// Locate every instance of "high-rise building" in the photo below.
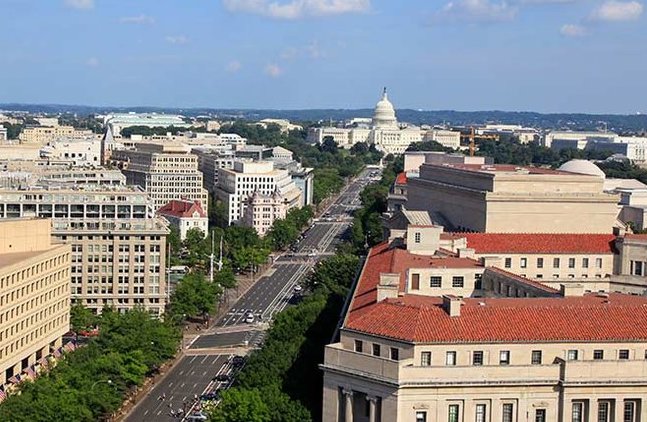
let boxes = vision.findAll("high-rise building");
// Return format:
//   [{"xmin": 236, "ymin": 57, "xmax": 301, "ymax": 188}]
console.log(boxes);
[
  {"xmin": 0, "ymin": 218, "xmax": 70, "ymax": 386},
  {"xmin": 0, "ymin": 186, "xmax": 168, "ymax": 316},
  {"xmin": 110, "ymin": 142, "xmax": 209, "ymax": 212}
]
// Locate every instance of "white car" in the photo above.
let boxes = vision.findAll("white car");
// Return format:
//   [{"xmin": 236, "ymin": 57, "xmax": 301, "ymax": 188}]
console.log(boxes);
[
  {"xmin": 293, "ymin": 285, "xmax": 303, "ymax": 293},
  {"xmin": 244, "ymin": 313, "xmax": 255, "ymax": 323}
]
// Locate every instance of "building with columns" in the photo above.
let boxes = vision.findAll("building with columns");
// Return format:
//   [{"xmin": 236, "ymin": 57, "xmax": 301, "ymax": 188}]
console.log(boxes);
[{"xmin": 321, "ymin": 224, "xmax": 647, "ymax": 422}]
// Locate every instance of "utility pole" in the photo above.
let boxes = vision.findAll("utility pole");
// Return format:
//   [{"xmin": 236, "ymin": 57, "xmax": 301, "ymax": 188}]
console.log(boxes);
[
  {"xmin": 469, "ymin": 127, "xmax": 476, "ymax": 157},
  {"xmin": 217, "ymin": 235, "xmax": 223, "ymax": 272}
]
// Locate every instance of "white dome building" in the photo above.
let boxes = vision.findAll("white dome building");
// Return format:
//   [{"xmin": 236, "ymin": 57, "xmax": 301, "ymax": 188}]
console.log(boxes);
[
  {"xmin": 372, "ymin": 88, "xmax": 398, "ymax": 129},
  {"xmin": 558, "ymin": 159, "xmax": 606, "ymax": 178}
]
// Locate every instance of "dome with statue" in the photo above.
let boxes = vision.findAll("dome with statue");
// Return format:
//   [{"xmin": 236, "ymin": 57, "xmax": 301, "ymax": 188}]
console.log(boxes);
[
  {"xmin": 372, "ymin": 87, "xmax": 398, "ymax": 129},
  {"xmin": 557, "ymin": 159, "xmax": 606, "ymax": 178}
]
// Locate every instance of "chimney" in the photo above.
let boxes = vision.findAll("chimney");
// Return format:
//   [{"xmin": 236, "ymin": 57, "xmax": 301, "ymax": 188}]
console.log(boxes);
[
  {"xmin": 377, "ymin": 273, "xmax": 400, "ymax": 302},
  {"xmin": 442, "ymin": 295, "xmax": 462, "ymax": 317},
  {"xmin": 560, "ymin": 283, "xmax": 585, "ymax": 297},
  {"xmin": 457, "ymin": 248, "xmax": 475, "ymax": 259}
]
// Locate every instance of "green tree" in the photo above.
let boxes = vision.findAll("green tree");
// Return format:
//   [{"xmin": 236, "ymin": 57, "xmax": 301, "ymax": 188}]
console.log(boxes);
[
  {"xmin": 70, "ymin": 303, "xmax": 98, "ymax": 332},
  {"xmin": 210, "ymin": 389, "xmax": 271, "ymax": 422},
  {"xmin": 167, "ymin": 272, "xmax": 221, "ymax": 320}
]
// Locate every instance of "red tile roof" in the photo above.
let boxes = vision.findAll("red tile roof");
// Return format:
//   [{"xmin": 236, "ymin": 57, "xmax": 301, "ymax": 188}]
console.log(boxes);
[
  {"xmin": 625, "ymin": 234, "xmax": 647, "ymax": 241},
  {"xmin": 455, "ymin": 233, "xmax": 616, "ymax": 254},
  {"xmin": 395, "ymin": 172, "xmax": 407, "ymax": 185},
  {"xmin": 347, "ymin": 242, "xmax": 482, "ymax": 322},
  {"xmin": 345, "ymin": 294, "xmax": 647, "ymax": 343},
  {"xmin": 485, "ymin": 267, "xmax": 559, "ymax": 294},
  {"xmin": 157, "ymin": 200, "xmax": 207, "ymax": 218}
]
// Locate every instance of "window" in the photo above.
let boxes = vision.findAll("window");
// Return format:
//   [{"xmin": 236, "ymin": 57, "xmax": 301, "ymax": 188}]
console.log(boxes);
[
  {"xmin": 372, "ymin": 344, "xmax": 380, "ymax": 357},
  {"xmin": 569, "ymin": 258, "xmax": 576, "ymax": 268},
  {"xmin": 598, "ymin": 401, "xmax": 610, "ymax": 422},
  {"xmin": 593, "ymin": 349, "xmax": 604, "ymax": 360},
  {"xmin": 414, "ymin": 232, "xmax": 421, "ymax": 244},
  {"xmin": 411, "ymin": 273, "xmax": 420, "ymax": 290},
  {"xmin": 582, "ymin": 258, "xmax": 589, "ymax": 268},
  {"xmin": 572, "ymin": 402, "xmax": 583, "ymax": 422},
  {"xmin": 354, "ymin": 340, "xmax": 363, "ymax": 353},
  {"xmin": 472, "ymin": 351, "xmax": 484, "ymax": 366},
  {"xmin": 448, "ymin": 404, "xmax": 459, "ymax": 422},
  {"xmin": 430, "ymin": 276, "xmax": 442, "ymax": 288},
  {"xmin": 502, "ymin": 403, "xmax": 514, "ymax": 422},
  {"xmin": 624, "ymin": 401, "xmax": 636, "ymax": 422},
  {"xmin": 537, "ymin": 258, "xmax": 544, "ymax": 268},
  {"xmin": 520, "ymin": 258, "xmax": 527, "ymax": 268},
  {"xmin": 452, "ymin": 276, "xmax": 464, "ymax": 288},
  {"xmin": 416, "ymin": 411, "xmax": 427, "ymax": 422},
  {"xmin": 476, "ymin": 404, "xmax": 487, "ymax": 422},
  {"xmin": 553, "ymin": 258, "xmax": 560, "ymax": 268},
  {"xmin": 535, "ymin": 409, "xmax": 546, "ymax": 422},
  {"xmin": 505, "ymin": 258, "xmax": 512, "ymax": 268},
  {"xmin": 531, "ymin": 350, "xmax": 542, "ymax": 365},
  {"xmin": 474, "ymin": 274, "xmax": 483, "ymax": 290},
  {"xmin": 567, "ymin": 350, "xmax": 579, "ymax": 361},
  {"xmin": 421, "ymin": 351, "xmax": 431, "ymax": 366},
  {"xmin": 446, "ymin": 351, "xmax": 457, "ymax": 366},
  {"xmin": 596, "ymin": 258, "xmax": 603, "ymax": 268},
  {"xmin": 390, "ymin": 347, "xmax": 399, "ymax": 361},
  {"xmin": 499, "ymin": 350, "xmax": 510, "ymax": 365},
  {"xmin": 619, "ymin": 349, "xmax": 630, "ymax": 360}
]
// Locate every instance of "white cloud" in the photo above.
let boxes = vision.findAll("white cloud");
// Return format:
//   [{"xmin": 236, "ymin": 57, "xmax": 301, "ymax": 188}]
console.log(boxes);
[
  {"xmin": 86, "ymin": 57, "xmax": 100, "ymax": 67},
  {"xmin": 433, "ymin": 0, "xmax": 518, "ymax": 23},
  {"xmin": 165, "ymin": 35, "xmax": 189, "ymax": 45},
  {"xmin": 560, "ymin": 23, "xmax": 587, "ymax": 36},
  {"xmin": 222, "ymin": 0, "xmax": 370, "ymax": 19},
  {"xmin": 264, "ymin": 63, "xmax": 283, "ymax": 77},
  {"xmin": 64, "ymin": 0, "xmax": 94, "ymax": 10},
  {"xmin": 226, "ymin": 60, "xmax": 242, "ymax": 72},
  {"xmin": 590, "ymin": 0, "xmax": 643, "ymax": 21},
  {"xmin": 119, "ymin": 15, "xmax": 155, "ymax": 24}
]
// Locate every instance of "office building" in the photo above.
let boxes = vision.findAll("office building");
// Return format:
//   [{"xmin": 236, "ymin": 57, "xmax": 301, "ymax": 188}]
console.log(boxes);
[
  {"xmin": 421, "ymin": 128, "xmax": 461, "ymax": 149},
  {"xmin": 103, "ymin": 113, "xmax": 191, "ymax": 136},
  {"xmin": 39, "ymin": 138, "xmax": 102, "ymax": 167},
  {"xmin": 110, "ymin": 142, "xmax": 209, "ymax": 212},
  {"xmin": 0, "ymin": 186, "xmax": 168, "ymax": 316},
  {"xmin": 0, "ymin": 218, "xmax": 70, "ymax": 386},
  {"xmin": 215, "ymin": 161, "xmax": 302, "ymax": 229},
  {"xmin": 18, "ymin": 126, "xmax": 93, "ymax": 144},
  {"xmin": 157, "ymin": 199, "xmax": 208, "ymax": 240},
  {"xmin": 322, "ymin": 224, "xmax": 647, "ymax": 422},
  {"xmin": 242, "ymin": 190, "xmax": 289, "ymax": 236},
  {"xmin": 0, "ymin": 126, "xmax": 7, "ymax": 143}
]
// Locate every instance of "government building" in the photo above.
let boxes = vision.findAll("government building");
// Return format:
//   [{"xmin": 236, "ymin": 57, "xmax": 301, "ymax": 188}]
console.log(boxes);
[
  {"xmin": 0, "ymin": 218, "xmax": 70, "ymax": 386},
  {"xmin": 322, "ymin": 223, "xmax": 647, "ymax": 422},
  {"xmin": 308, "ymin": 89, "xmax": 457, "ymax": 155}
]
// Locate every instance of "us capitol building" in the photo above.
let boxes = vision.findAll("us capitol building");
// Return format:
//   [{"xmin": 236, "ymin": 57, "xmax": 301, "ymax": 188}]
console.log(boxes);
[{"xmin": 307, "ymin": 88, "xmax": 427, "ymax": 155}]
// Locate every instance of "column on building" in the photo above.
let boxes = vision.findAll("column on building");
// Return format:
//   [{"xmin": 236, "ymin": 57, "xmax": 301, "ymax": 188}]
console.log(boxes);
[{"xmin": 343, "ymin": 389, "xmax": 354, "ymax": 422}]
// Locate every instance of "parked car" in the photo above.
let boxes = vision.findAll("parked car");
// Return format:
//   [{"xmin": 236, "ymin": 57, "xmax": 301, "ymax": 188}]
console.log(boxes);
[
  {"xmin": 293, "ymin": 285, "xmax": 303, "ymax": 293},
  {"xmin": 200, "ymin": 390, "xmax": 220, "ymax": 401},
  {"xmin": 186, "ymin": 412, "xmax": 208, "ymax": 421},
  {"xmin": 213, "ymin": 373, "xmax": 231, "ymax": 383},
  {"xmin": 231, "ymin": 355, "xmax": 245, "ymax": 367}
]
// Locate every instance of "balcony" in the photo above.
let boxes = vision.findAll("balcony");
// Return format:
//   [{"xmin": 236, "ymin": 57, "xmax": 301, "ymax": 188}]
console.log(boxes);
[{"xmin": 562, "ymin": 359, "xmax": 647, "ymax": 385}]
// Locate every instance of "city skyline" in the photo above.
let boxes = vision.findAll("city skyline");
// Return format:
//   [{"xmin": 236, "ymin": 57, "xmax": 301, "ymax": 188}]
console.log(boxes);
[{"xmin": 0, "ymin": 0, "xmax": 645, "ymax": 114}]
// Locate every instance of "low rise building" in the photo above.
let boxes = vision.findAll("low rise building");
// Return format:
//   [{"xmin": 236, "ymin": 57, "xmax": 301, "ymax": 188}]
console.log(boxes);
[
  {"xmin": 0, "ymin": 186, "xmax": 168, "ymax": 316},
  {"xmin": 0, "ymin": 125, "xmax": 7, "ymax": 142},
  {"xmin": 242, "ymin": 190, "xmax": 289, "ymax": 236},
  {"xmin": 103, "ymin": 113, "xmax": 191, "ymax": 136},
  {"xmin": 0, "ymin": 218, "xmax": 70, "ymax": 386},
  {"xmin": 110, "ymin": 142, "xmax": 208, "ymax": 212},
  {"xmin": 422, "ymin": 128, "xmax": 461, "ymax": 149},
  {"xmin": 157, "ymin": 199, "xmax": 208, "ymax": 240},
  {"xmin": 322, "ymin": 224, "xmax": 647, "ymax": 422},
  {"xmin": 39, "ymin": 138, "xmax": 102, "ymax": 167},
  {"xmin": 18, "ymin": 126, "xmax": 93, "ymax": 144}
]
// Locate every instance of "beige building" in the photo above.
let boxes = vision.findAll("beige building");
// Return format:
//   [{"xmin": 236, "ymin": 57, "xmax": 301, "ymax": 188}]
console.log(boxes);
[
  {"xmin": 18, "ymin": 126, "xmax": 92, "ymax": 144},
  {"xmin": 0, "ymin": 186, "xmax": 168, "ymax": 316},
  {"xmin": 110, "ymin": 142, "xmax": 209, "ymax": 212},
  {"xmin": 406, "ymin": 160, "xmax": 619, "ymax": 233},
  {"xmin": 0, "ymin": 218, "xmax": 70, "ymax": 386},
  {"xmin": 242, "ymin": 190, "xmax": 289, "ymax": 236},
  {"xmin": 215, "ymin": 160, "xmax": 302, "ymax": 229},
  {"xmin": 322, "ymin": 224, "xmax": 647, "ymax": 422},
  {"xmin": 422, "ymin": 128, "xmax": 461, "ymax": 149}
]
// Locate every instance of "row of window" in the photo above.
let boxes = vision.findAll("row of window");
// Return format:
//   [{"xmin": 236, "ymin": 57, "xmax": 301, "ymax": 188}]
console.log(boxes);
[
  {"xmin": 410, "ymin": 274, "xmax": 481, "ymax": 290},
  {"xmin": 354, "ymin": 340, "xmax": 400, "ymax": 361},
  {"xmin": 504, "ymin": 257, "xmax": 604, "ymax": 269},
  {"xmin": 0, "ymin": 313, "xmax": 67, "ymax": 361},
  {"xmin": 418, "ymin": 348, "xmax": 643, "ymax": 366}
]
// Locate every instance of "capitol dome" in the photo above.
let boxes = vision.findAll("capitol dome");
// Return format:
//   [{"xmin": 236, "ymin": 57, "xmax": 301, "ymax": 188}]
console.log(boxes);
[
  {"xmin": 558, "ymin": 159, "xmax": 606, "ymax": 178},
  {"xmin": 372, "ymin": 87, "xmax": 398, "ymax": 129}
]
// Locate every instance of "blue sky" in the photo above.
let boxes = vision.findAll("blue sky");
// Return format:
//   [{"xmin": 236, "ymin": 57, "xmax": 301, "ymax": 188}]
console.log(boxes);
[{"xmin": 0, "ymin": 0, "xmax": 646, "ymax": 113}]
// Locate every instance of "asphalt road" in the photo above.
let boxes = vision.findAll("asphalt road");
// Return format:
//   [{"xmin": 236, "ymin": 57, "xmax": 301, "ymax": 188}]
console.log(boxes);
[
  {"xmin": 124, "ymin": 167, "xmax": 376, "ymax": 422},
  {"xmin": 126, "ymin": 355, "xmax": 230, "ymax": 422}
]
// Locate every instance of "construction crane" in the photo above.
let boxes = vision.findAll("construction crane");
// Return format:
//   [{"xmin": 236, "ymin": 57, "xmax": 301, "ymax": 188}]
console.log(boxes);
[{"xmin": 469, "ymin": 126, "xmax": 476, "ymax": 157}]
